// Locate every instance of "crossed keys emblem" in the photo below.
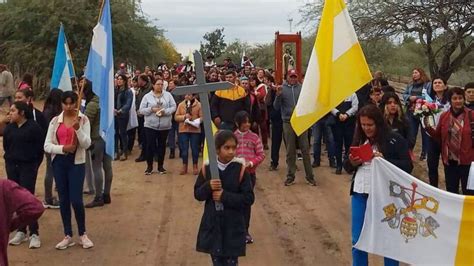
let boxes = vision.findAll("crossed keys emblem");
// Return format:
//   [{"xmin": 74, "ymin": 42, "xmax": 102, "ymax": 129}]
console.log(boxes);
[{"xmin": 381, "ymin": 181, "xmax": 440, "ymax": 243}]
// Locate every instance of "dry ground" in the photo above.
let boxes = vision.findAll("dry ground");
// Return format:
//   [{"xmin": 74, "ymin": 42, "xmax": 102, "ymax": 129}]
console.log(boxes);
[{"xmin": 2, "ymin": 103, "xmax": 438, "ymax": 265}]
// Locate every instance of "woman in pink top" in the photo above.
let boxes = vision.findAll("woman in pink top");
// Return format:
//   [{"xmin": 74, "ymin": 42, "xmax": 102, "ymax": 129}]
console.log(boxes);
[{"xmin": 44, "ymin": 91, "xmax": 94, "ymax": 250}]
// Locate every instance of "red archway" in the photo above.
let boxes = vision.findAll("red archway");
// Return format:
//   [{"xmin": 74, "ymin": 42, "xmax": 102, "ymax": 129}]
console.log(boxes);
[{"xmin": 274, "ymin": 31, "xmax": 302, "ymax": 84}]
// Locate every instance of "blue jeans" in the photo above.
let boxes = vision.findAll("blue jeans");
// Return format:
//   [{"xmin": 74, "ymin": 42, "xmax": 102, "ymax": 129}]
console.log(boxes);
[
  {"xmin": 333, "ymin": 119, "xmax": 355, "ymax": 168},
  {"xmin": 352, "ymin": 193, "xmax": 398, "ymax": 266},
  {"xmin": 168, "ymin": 120, "xmax": 179, "ymax": 151},
  {"xmin": 178, "ymin": 132, "xmax": 201, "ymax": 164},
  {"xmin": 312, "ymin": 119, "xmax": 335, "ymax": 163},
  {"xmin": 406, "ymin": 111, "xmax": 428, "ymax": 153},
  {"xmin": 52, "ymin": 154, "xmax": 86, "ymax": 237},
  {"xmin": 115, "ymin": 115, "xmax": 129, "ymax": 155}
]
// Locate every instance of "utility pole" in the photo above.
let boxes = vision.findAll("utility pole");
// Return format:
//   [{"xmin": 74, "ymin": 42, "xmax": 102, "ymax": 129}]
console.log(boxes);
[{"xmin": 288, "ymin": 18, "xmax": 293, "ymax": 32}]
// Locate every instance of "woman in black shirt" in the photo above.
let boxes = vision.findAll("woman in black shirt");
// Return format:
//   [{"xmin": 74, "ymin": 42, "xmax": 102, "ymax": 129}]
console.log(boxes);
[{"xmin": 4, "ymin": 101, "xmax": 44, "ymax": 249}]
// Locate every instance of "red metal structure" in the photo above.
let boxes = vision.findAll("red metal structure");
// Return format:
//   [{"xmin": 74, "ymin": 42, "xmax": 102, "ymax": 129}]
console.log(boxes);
[{"xmin": 274, "ymin": 31, "xmax": 302, "ymax": 84}]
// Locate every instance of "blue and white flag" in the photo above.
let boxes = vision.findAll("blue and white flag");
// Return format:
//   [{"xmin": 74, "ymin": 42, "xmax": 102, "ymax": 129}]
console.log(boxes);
[
  {"xmin": 51, "ymin": 24, "xmax": 75, "ymax": 91},
  {"xmin": 85, "ymin": 0, "xmax": 114, "ymax": 157}
]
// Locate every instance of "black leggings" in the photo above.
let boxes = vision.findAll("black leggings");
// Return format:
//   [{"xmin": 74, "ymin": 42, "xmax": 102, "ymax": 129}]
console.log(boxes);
[
  {"xmin": 244, "ymin": 173, "xmax": 256, "ymax": 232},
  {"xmin": 145, "ymin": 128, "xmax": 169, "ymax": 168},
  {"xmin": 6, "ymin": 160, "xmax": 40, "ymax": 235}
]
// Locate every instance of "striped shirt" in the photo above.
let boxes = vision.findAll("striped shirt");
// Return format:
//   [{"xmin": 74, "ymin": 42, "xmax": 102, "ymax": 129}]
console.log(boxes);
[{"xmin": 234, "ymin": 129, "xmax": 265, "ymax": 174}]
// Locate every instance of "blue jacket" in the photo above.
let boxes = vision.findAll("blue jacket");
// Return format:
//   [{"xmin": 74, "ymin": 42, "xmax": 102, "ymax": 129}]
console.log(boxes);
[
  {"xmin": 402, "ymin": 82, "xmax": 432, "ymax": 105},
  {"xmin": 273, "ymin": 82, "xmax": 301, "ymax": 123},
  {"xmin": 115, "ymin": 87, "xmax": 133, "ymax": 117}
]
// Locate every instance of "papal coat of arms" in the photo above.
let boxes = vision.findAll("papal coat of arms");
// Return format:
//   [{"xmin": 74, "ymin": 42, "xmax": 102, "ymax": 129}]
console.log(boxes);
[{"xmin": 381, "ymin": 181, "xmax": 440, "ymax": 243}]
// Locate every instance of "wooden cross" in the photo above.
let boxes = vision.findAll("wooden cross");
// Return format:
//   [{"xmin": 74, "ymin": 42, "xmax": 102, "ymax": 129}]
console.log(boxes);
[{"xmin": 172, "ymin": 50, "xmax": 234, "ymax": 211}]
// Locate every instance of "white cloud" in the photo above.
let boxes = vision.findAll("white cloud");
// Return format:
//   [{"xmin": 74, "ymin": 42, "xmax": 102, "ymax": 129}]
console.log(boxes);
[{"xmin": 141, "ymin": 0, "xmax": 305, "ymax": 55}]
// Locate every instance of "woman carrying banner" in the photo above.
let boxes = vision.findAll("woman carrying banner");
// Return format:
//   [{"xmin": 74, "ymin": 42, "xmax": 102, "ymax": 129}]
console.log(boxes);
[
  {"xmin": 344, "ymin": 104, "xmax": 413, "ymax": 266},
  {"xmin": 425, "ymin": 87, "xmax": 474, "ymax": 195}
]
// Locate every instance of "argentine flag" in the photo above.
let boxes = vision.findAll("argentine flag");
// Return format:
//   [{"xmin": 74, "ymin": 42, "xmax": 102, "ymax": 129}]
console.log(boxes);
[
  {"xmin": 85, "ymin": 0, "xmax": 114, "ymax": 157},
  {"xmin": 51, "ymin": 24, "xmax": 75, "ymax": 91}
]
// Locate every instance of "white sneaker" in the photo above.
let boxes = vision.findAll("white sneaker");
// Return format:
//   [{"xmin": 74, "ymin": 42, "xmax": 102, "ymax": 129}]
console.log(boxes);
[
  {"xmin": 79, "ymin": 234, "xmax": 94, "ymax": 249},
  {"xmin": 55, "ymin": 236, "xmax": 75, "ymax": 250},
  {"xmin": 9, "ymin": 232, "xmax": 28, "ymax": 246},
  {"xmin": 29, "ymin": 234, "xmax": 41, "ymax": 249}
]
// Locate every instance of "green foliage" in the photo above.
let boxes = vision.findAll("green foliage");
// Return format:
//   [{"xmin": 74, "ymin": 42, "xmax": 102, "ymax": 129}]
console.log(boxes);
[
  {"xmin": 0, "ymin": 0, "xmax": 179, "ymax": 98},
  {"xmin": 199, "ymin": 28, "xmax": 227, "ymax": 59},
  {"xmin": 218, "ymin": 39, "xmax": 250, "ymax": 65}
]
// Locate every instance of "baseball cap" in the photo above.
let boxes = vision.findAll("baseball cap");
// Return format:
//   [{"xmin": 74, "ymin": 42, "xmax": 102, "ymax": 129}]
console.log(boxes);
[{"xmin": 288, "ymin": 69, "xmax": 298, "ymax": 77}]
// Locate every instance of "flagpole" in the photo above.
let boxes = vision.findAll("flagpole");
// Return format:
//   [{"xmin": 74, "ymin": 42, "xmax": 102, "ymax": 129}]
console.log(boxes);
[
  {"xmin": 58, "ymin": 22, "xmax": 82, "ymax": 117},
  {"xmin": 97, "ymin": 0, "xmax": 106, "ymax": 23}
]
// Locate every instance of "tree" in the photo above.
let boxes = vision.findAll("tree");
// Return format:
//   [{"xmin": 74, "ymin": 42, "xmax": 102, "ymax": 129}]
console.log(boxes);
[
  {"xmin": 199, "ymin": 28, "xmax": 227, "ymax": 59},
  {"xmin": 300, "ymin": 1, "xmax": 474, "ymax": 81},
  {"xmin": 0, "ymin": 0, "xmax": 179, "ymax": 97},
  {"xmin": 218, "ymin": 39, "xmax": 250, "ymax": 65}
]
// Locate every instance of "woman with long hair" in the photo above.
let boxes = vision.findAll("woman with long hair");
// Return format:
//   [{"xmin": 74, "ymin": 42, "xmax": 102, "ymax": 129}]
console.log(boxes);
[
  {"xmin": 379, "ymin": 92, "xmax": 413, "ymax": 146},
  {"xmin": 139, "ymin": 78, "xmax": 176, "ymax": 175},
  {"xmin": 345, "ymin": 104, "xmax": 412, "ymax": 266},
  {"xmin": 44, "ymin": 91, "xmax": 94, "ymax": 250},
  {"xmin": 42, "ymin": 89, "xmax": 64, "ymax": 208},
  {"xmin": 402, "ymin": 68, "xmax": 431, "ymax": 161},
  {"xmin": 114, "ymin": 74, "xmax": 133, "ymax": 161},
  {"xmin": 5, "ymin": 101, "xmax": 45, "ymax": 248},
  {"xmin": 425, "ymin": 77, "xmax": 450, "ymax": 188}
]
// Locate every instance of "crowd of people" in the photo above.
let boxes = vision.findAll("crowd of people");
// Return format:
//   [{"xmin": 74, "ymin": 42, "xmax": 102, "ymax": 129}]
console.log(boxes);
[{"xmin": 1, "ymin": 57, "xmax": 473, "ymax": 266}]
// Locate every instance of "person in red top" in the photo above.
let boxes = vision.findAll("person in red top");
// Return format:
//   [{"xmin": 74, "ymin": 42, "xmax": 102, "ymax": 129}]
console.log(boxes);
[
  {"xmin": 425, "ymin": 87, "xmax": 474, "ymax": 195},
  {"xmin": 233, "ymin": 111, "xmax": 265, "ymax": 244},
  {"xmin": 250, "ymin": 75, "xmax": 269, "ymax": 150},
  {"xmin": 0, "ymin": 179, "xmax": 44, "ymax": 266}
]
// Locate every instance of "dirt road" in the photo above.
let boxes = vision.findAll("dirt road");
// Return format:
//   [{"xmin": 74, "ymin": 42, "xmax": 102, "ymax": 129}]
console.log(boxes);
[{"xmin": 4, "ymin": 138, "xmax": 431, "ymax": 265}]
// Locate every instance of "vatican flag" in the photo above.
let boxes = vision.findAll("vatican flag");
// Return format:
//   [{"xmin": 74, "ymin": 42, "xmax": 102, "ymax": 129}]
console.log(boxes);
[
  {"xmin": 290, "ymin": 0, "xmax": 372, "ymax": 136},
  {"xmin": 355, "ymin": 158, "xmax": 474, "ymax": 265}
]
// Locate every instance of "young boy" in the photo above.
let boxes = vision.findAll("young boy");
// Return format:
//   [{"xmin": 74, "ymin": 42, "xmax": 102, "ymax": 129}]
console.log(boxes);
[{"xmin": 234, "ymin": 111, "xmax": 265, "ymax": 244}]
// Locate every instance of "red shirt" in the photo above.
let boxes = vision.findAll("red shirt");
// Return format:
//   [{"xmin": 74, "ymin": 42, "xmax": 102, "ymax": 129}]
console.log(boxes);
[
  {"xmin": 427, "ymin": 108, "xmax": 474, "ymax": 165},
  {"xmin": 57, "ymin": 123, "xmax": 75, "ymax": 145},
  {"xmin": 0, "ymin": 179, "xmax": 44, "ymax": 266}
]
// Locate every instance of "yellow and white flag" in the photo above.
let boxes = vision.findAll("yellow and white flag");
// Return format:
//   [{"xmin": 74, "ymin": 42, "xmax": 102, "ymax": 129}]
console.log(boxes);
[
  {"xmin": 202, "ymin": 122, "xmax": 219, "ymax": 164},
  {"xmin": 290, "ymin": 0, "xmax": 372, "ymax": 136},
  {"xmin": 355, "ymin": 158, "xmax": 474, "ymax": 265}
]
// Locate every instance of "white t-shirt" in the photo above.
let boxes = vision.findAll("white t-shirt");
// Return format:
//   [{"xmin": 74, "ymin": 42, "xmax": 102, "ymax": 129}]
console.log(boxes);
[{"xmin": 353, "ymin": 142, "xmax": 378, "ymax": 194}]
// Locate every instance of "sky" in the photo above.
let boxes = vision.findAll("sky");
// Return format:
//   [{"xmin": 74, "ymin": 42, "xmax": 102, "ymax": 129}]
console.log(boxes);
[{"xmin": 140, "ymin": 0, "xmax": 306, "ymax": 56}]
